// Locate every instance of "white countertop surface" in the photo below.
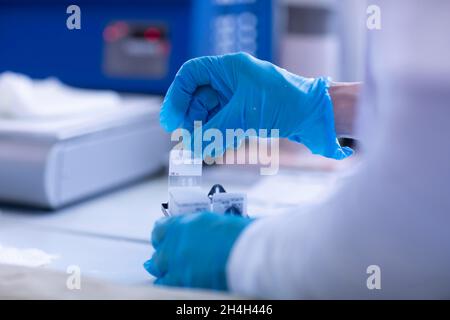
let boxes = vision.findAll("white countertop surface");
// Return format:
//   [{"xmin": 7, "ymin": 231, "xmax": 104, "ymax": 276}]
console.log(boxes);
[{"xmin": 0, "ymin": 165, "xmax": 339, "ymax": 285}]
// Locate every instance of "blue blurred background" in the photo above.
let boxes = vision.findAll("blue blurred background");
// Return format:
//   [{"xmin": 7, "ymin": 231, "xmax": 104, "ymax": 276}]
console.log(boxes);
[{"xmin": 0, "ymin": 0, "xmax": 365, "ymax": 94}]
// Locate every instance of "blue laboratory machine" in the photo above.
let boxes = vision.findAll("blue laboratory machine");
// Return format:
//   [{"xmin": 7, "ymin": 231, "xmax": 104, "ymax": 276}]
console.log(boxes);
[{"xmin": 0, "ymin": 0, "xmax": 276, "ymax": 93}]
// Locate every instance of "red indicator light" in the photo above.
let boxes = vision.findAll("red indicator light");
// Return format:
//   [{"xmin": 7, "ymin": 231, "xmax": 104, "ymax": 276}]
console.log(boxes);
[{"xmin": 144, "ymin": 27, "xmax": 162, "ymax": 42}]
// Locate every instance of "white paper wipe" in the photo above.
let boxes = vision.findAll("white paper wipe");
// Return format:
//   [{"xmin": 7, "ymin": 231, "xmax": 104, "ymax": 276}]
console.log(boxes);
[
  {"xmin": 0, "ymin": 244, "xmax": 59, "ymax": 267},
  {"xmin": 0, "ymin": 72, "xmax": 121, "ymax": 118}
]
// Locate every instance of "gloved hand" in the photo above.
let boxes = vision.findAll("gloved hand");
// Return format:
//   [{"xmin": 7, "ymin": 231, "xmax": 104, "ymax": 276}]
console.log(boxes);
[
  {"xmin": 144, "ymin": 212, "xmax": 253, "ymax": 290},
  {"xmin": 160, "ymin": 52, "xmax": 352, "ymax": 159}
]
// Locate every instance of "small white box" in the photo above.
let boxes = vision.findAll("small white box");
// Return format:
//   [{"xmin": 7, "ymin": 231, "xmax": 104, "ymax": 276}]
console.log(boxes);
[
  {"xmin": 211, "ymin": 192, "xmax": 247, "ymax": 216},
  {"xmin": 168, "ymin": 187, "xmax": 210, "ymax": 216}
]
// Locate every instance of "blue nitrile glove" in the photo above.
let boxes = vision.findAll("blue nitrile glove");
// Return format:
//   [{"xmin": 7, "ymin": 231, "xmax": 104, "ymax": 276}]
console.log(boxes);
[
  {"xmin": 144, "ymin": 212, "xmax": 253, "ymax": 290},
  {"xmin": 160, "ymin": 52, "xmax": 352, "ymax": 159}
]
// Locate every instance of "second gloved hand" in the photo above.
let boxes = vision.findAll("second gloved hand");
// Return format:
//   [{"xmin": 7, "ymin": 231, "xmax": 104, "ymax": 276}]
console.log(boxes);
[
  {"xmin": 160, "ymin": 52, "xmax": 352, "ymax": 159},
  {"xmin": 144, "ymin": 212, "xmax": 253, "ymax": 290}
]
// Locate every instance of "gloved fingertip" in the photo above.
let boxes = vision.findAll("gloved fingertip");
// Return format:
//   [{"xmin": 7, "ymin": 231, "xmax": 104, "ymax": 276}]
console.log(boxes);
[
  {"xmin": 143, "ymin": 259, "xmax": 152, "ymax": 272},
  {"xmin": 143, "ymin": 259, "xmax": 162, "ymax": 277},
  {"xmin": 154, "ymin": 275, "xmax": 175, "ymax": 286},
  {"xmin": 159, "ymin": 111, "xmax": 181, "ymax": 132},
  {"xmin": 159, "ymin": 115, "xmax": 173, "ymax": 132},
  {"xmin": 342, "ymin": 146, "xmax": 354, "ymax": 157},
  {"xmin": 159, "ymin": 121, "xmax": 173, "ymax": 133},
  {"xmin": 154, "ymin": 274, "xmax": 179, "ymax": 287},
  {"xmin": 333, "ymin": 146, "xmax": 354, "ymax": 160},
  {"xmin": 154, "ymin": 277, "xmax": 166, "ymax": 286}
]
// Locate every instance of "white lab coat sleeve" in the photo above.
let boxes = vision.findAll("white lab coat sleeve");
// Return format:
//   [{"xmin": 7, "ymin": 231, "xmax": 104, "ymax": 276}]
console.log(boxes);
[
  {"xmin": 227, "ymin": 0, "xmax": 450, "ymax": 299},
  {"xmin": 227, "ymin": 151, "xmax": 450, "ymax": 299}
]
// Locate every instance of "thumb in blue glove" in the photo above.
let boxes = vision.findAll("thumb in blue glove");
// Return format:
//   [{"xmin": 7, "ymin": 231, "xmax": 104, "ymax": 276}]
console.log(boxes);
[
  {"xmin": 144, "ymin": 212, "xmax": 253, "ymax": 290},
  {"xmin": 160, "ymin": 52, "xmax": 352, "ymax": 160}
]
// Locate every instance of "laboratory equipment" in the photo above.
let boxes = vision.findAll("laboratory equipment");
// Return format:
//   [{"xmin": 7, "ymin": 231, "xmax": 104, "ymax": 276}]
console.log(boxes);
[
  {"xmin": 164, "ymin": 149, "xmax": 206, "ymax": 215},
  {"xmin": 0, "ymin": 96, "xmax": 169, "ymax": 209},
  {"xmin": 168, "ymin": 149, "xmax": 202, "ymax": 189},
  {"xmin": 0, "ymin": 0, "xmax": 277, "ymax": 94},
  {"xmin": 209, "ymin": 185, "xmax": 247, "ymax": 216},
  {"xmin": 161, "ymin": 149, "xmax": 247, "ymax": 216},
  {"xmin": 166, "ymin": 188, "xmax": 211, "ymax": 216},
  {"xmin": 163, "ymin": 184, "xmax": 247, "ymax": 217}
]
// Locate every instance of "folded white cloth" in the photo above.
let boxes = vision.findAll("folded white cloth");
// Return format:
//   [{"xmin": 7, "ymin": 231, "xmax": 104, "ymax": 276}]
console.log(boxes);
[{"xmin": 0, "ymin": 72, "xmax": 121, "ymax": 118}]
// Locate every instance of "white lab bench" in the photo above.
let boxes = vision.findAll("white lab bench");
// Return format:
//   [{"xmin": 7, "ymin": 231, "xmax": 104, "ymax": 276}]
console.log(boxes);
[
  {"xmin": 0, "ymin": 164, "xmax": 342, "ymax": 287},
  {"xmin": 0, "ymin": 166, "xmax": 262, "ymax": 286},
  {"xmin": 0, "ymin": 175, "xmax": 168, "ymax": 286}
]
